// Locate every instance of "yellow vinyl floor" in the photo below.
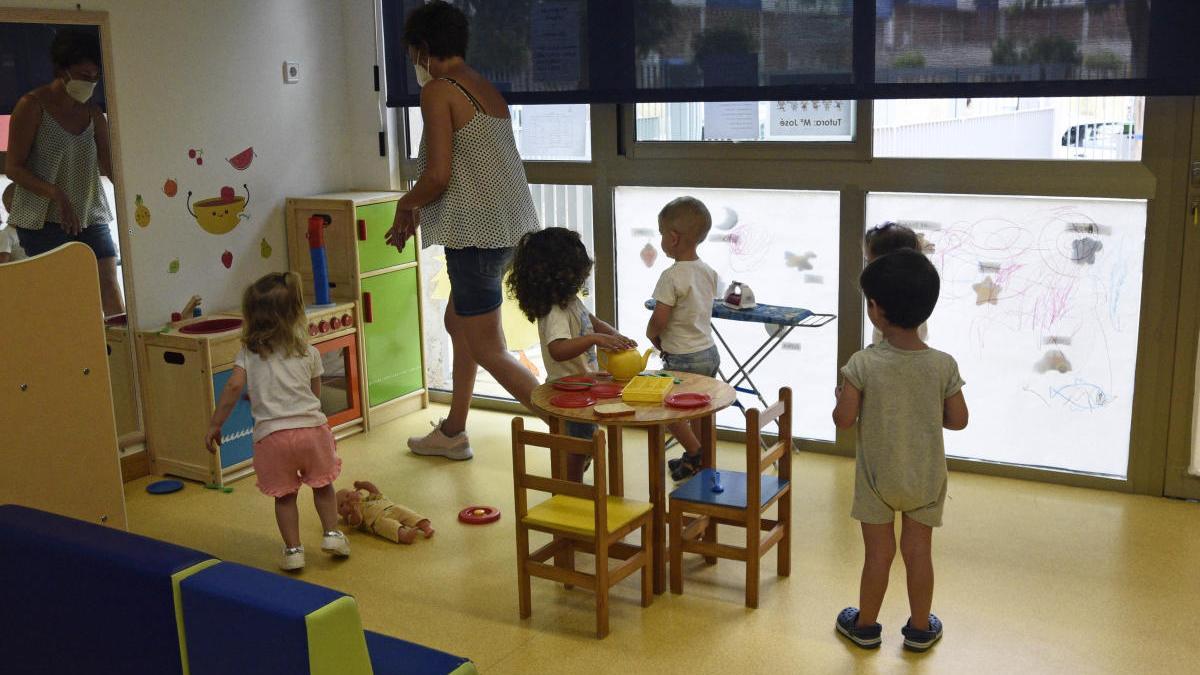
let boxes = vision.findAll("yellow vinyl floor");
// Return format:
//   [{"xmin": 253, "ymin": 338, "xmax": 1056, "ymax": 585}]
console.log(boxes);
[{"xmin": 125, "ymin": 405, "xmax": 1200, "ymax": 674}]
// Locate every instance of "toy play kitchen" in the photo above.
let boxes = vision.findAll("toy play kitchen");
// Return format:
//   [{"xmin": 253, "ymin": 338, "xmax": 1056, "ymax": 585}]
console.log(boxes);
[
  {"xmin": 285, "ymin": 191, "xmax": 427, "ymax": 428},
  {"xmin": 139, "ymin": 302, "xmax": 363, "ymax": 487}
]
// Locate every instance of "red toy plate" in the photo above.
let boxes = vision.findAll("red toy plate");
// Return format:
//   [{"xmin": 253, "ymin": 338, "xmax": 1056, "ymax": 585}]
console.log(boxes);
[
  {"xmin": 552, "ymin": 375, "xmax": 596, "ymax": 391},
  {"xmin": 550, "ymin": 392, "xmax": 597, "ymax": 408},
  {"xmin": 590, "ymin": 383, "xmax": 625, "ymax": 399},
  {"xmin": 458, "ymin": 505, "xmax": 501, "ymax": 524},
  {"xmin": 664, "ymin": 392, "xmax": 712, "ymax": 409}
]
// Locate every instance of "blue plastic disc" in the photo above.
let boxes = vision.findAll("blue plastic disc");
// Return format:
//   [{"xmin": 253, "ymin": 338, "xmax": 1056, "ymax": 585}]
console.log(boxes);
[{"xmin": 146, "ymin": 479, "xmax": 184, "ymax": 495}]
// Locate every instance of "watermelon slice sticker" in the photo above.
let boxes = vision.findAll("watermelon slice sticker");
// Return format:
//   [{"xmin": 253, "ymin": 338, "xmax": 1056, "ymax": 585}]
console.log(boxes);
[{"xmin": 227, "ymin": 146, "xmax": 255, "ymax": 171}]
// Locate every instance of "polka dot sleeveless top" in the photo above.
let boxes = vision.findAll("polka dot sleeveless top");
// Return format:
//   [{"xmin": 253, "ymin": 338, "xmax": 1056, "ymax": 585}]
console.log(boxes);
[
  {"xmin": 415, "ymin": 79, "xmax": 539, "ymax": 250},
  {"xmin": 9, "ymin": 105, "xmax": 112, "ymax": 231}
]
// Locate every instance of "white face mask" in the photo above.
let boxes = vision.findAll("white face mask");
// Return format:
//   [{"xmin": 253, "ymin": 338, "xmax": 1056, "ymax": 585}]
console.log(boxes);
[
  {"xmin": 64, "ymin": 75, "xmax": 97, "ymax": 103},
  {"xmin": 413, "ymin": 55, "xmax": 432, "ymax": 88}
]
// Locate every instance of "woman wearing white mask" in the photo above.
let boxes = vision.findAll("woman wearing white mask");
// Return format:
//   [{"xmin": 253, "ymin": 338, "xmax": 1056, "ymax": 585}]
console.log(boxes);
[
  {"xmin": 5, "ymin": 30, "xmax": 122, "ymax": 315},
  {"xmin": 386, "ymin": 1, "xmax": 540, "ymax": 461}
]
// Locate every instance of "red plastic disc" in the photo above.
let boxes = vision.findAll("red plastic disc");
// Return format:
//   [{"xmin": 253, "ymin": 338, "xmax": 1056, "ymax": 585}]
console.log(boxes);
[
  {"xmin": 664, "ymin": 392, "xmax": 712, "ymax": 409},
  {"xmin": 590, "ymin": 383, "xmax": 624, "ymax": 399},
  {"xmin": 552, "ymin": 375, "xmax": 596, "ymax": 391},
  {"xmin": 458, "ymin": 505, "xmax": 501, "ymax": 524},
  {"xmin": 550, "ymin": 392, "xmax": 597, "ymax": 408}
]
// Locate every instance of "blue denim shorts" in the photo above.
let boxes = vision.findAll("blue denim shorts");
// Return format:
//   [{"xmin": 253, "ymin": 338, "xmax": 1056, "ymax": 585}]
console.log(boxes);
[
  {"xmin": 445, "ymin": 246, "xmax": 514, "ymax": 317},
  {"xmin": 662, "ymin": 344, "xmax": 721, "ymax": 378},
  {"xmin": 565, "ymin": 421, "xmax": 598, "ymax": 441},
  {"xmin": 16, "ymin": 222, "xmax": 117, "ymax": 259}
]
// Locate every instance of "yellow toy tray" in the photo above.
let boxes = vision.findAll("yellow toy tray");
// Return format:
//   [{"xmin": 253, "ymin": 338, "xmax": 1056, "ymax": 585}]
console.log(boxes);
[{"xmin": 621, "ymin": 375, "xmax": 674, "ymax": 404}]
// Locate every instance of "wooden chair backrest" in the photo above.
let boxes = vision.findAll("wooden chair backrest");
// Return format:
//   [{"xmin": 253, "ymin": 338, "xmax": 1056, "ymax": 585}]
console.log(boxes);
[
  {"xmin": 744, "ymin": 387, "xmax": 793, "ymax": 510},
  {"xmin": 511, "ymin": 417, "xmax": 608, "ymax": 535}
]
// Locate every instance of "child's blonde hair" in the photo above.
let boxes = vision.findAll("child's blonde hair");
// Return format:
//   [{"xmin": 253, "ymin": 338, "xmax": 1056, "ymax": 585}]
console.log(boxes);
[
  {"xmin": 241, "ymin": 271, "xmax": 308, "ymax": 358},
  {"xmin": 658, "ymin": 196, "xmax": 712, "ymax": 245}
]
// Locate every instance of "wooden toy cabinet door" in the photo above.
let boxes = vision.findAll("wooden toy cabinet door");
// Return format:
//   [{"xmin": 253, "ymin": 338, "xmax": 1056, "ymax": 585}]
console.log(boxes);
[
  {"xmin": 355, "ymin": 201, "xmax": 415, "ymax": 272},
  {"xmin": 361, "ymin": 268, "xmax": 424, "ymax": 408}
]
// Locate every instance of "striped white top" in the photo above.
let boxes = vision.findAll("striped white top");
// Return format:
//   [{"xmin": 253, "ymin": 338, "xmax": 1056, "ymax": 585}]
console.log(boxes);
[
  {"xmin": 415, "ymin": 78, "xmax": 539, "ymax": 250},
  {"xmin": 9, "ymin": 107, "xmax": 112, "ymax": 231}
]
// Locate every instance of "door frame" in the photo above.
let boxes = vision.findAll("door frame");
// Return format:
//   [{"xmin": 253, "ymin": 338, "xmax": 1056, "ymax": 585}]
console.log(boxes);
[
  {"xmin": 0, "ymin": 8, "xmax": 143, "ymax": 450},
  {"xmin": 1164, "ymin": 97, "xmax": 1200, "ymax": 500}
]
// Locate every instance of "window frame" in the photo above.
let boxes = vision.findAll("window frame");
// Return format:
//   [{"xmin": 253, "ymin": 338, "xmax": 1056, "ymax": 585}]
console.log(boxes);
[{"xmin": 394, "ymin": 91, "xmax": 1188, "ymax": 497}]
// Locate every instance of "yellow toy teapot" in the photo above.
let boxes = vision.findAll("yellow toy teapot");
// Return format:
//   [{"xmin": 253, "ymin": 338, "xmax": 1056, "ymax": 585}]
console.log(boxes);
[{"xmin": 599, "ymin": 347, "xmax": 653, "ymax": 381}]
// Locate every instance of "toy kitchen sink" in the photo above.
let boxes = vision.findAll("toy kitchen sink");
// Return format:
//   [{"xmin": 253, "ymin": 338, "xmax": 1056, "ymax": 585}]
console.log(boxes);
[{"xmin": 139, "ymin": 302, "xmax": 362, "ymax": 486}]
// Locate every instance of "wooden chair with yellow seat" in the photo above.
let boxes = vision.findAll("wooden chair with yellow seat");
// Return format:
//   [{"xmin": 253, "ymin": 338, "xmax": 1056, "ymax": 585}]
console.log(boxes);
[
  {"xmin": 668, "ymin": 387, "xmax": 792, "ymax": 608},
  {"xmin": 511, "ymin": 418, "xmax": 653, "ymax": 638}
]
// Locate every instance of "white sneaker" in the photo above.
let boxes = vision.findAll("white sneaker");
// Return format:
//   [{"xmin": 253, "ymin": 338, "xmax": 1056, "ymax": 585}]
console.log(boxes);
[
  {"xmin": 321, "ymin": 530, "xmax": 351, "ymax": 557},
  {"xmin": 408, "ymin": 419, "xmax": 473, "ymax": 461},
  {"xmin": 280, "ymin": 545, "xmax": 305, "ymax": 571}
]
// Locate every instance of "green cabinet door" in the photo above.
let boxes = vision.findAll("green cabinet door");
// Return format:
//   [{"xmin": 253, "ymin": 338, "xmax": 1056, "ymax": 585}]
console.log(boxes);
[
  {"xmin": 362, "ymin": 268, "xmax": 424, "ymax": 407},
  {"xmin": 356, "ymin": 200, "xmax": 415, "ymax": 272}
]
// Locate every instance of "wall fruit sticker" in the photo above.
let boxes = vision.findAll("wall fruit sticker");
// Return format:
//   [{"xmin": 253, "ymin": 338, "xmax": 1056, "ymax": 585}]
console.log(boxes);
[
  {"xmin": 168, "ymin": 258, "xmax": 180, "ymax": 274},
  {"xmin": 221, "ymin": 250, "xmax": 233, "ymax": 269},
  {"xmin": 260, "ymin": 238, "xmax": 272, "ymax": 259},
  {"xmin": 227, "ymin": 146, "xmax": 256, "ymax": 171},
  {"xmin": 134, "ymin": 195, "xmax": 151, "ymax": 227},
  {"xmin": 163, "ymin": 178, "xmax": 178, "ymax": 198},
  {"xmin": 186, "ymin": 184, "xmax": 250, "ymax": 235},
  {"xmin": 188, "ymin": 148, "xmax": 204, "ymax": 166}
]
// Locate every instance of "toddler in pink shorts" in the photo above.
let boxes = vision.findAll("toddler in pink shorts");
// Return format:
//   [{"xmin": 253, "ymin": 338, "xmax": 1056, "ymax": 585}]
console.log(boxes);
[{"xmin": 206, "ymin": 272, "xmax": 350, "ymax": 571}]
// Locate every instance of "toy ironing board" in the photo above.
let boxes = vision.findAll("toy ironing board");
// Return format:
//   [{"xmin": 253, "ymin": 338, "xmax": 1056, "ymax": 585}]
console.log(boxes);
[{"xmin": 644, "ymin": 298, "xmax": 835, "ymax": 413}]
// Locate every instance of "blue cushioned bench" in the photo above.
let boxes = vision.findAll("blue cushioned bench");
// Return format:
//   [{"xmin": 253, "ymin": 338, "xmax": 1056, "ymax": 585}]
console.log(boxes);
[
  {"xmin": 0, "ymin": 503, "xmax": 215, "ymax": 675},
  {"xmin": 1, "ymin": 505, "xmax": 475, "ymax": 675}
]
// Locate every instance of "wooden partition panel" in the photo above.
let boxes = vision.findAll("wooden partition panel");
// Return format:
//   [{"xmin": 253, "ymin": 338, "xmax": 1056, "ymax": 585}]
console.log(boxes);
[{"xmin": 0, "ymin": 243, "xmax": 126, "ymax": 528}]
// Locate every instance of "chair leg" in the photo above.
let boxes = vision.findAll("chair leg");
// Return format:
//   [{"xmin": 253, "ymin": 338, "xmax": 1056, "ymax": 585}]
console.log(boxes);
[
  {"xmin": 778, "ymin": 494, "xmax": 791, "ymax": 578},
  {"xmin": 704, "ymin": 518, "xmax": 719, "ymax": 566},
  {"xmin": 516, "ymin": 526, "xmax": 531, "ymax": 619},
  {"xmin": 746, "ymin": 518, "xmax": 761, "ymax": 609},
  {"xmin": 641, "ymin": 520, "xmax": 654, "ymax": 608},
  {"xmin": 596, "ymin": 542, "xmax": 610, "ymax": 638},
  {"xmin": 669, "ymin": 504, "xmax": 683, "ymax": 595},
  {"xmin": 561, "ymin": 540, "xmax": 576, "ymax": 590}
]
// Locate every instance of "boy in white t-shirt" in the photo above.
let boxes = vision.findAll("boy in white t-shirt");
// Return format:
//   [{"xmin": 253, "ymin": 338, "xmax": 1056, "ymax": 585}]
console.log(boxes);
[{"xmin": 646, "ymin": 197, "xmax": 721, "ymax": 481}]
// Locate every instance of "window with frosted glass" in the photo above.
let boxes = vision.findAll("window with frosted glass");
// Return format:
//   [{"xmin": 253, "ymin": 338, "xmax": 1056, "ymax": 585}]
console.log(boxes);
[
  {"xmin": 636, "ymin": 100, "xmax": 855, "ymax": 142},
  {"xmin": 405, "ymin": 104, "xmax": 590, "ymax": 161},
  {"xmin": 421, "ymin": 184, "xmax": 595, "ymax": 399},
  {"xmin": 865, "ymin": 192, "xmax": 1146, "ymax": 477},
  {"xmin": 615, "ymin": 186, "xmax": 840, "ymax": 441},
  {"xmin": 873, "ymin": 96, "xmax": 1144, "ymax": 161}
]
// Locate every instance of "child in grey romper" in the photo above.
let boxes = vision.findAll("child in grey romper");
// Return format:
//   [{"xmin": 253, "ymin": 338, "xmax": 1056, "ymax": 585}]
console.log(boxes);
[{"xmin": 832, "ymin": 249, "xmax": 968, "ymax": 653}]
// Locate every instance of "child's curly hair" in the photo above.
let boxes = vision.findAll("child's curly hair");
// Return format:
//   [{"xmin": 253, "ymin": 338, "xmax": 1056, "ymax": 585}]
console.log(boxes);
[{"xmin": 506, "ymin": 228, "xmax": 593, "ymax": 322}]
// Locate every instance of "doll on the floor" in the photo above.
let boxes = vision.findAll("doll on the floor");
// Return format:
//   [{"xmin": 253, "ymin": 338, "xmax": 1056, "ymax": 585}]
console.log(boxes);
[{"xmin": 336, "ymin": 481, "xmax": 434, "ymax": 544}]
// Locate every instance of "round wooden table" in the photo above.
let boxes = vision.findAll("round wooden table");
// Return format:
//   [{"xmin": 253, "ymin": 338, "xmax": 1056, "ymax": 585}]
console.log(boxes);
[{"xmin": 529, "ymin": 371, "xmax": 736, "ymax": 594}]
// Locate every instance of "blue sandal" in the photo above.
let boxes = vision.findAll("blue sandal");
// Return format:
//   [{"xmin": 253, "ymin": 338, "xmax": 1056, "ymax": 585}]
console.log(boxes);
[
  {"xmin": 901, "ymin": 614, "xmax": 943, "ymax": 652},
  {"xmin": 836, "ymin": 607, "xmax": 882, "ymax": 649}
]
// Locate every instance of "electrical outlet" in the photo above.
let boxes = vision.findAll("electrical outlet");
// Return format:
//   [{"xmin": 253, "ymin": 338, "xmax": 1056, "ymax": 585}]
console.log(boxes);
[{"xmin": 283, "ymin": 61, "xmax": 300, "ymax": 84}]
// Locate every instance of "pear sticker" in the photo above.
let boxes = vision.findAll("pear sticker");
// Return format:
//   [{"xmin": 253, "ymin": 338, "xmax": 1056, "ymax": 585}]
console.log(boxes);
[
  {"xmin": 135, "ymin": 195, "xmax": 151, "ymax": 227},
  {"xmin": 260, "ymin": 238, "xmax": 272, "ymax": 259},
  {"xmin": 168, "ymin": 258, "xmax": 180, "ymax": 274}
]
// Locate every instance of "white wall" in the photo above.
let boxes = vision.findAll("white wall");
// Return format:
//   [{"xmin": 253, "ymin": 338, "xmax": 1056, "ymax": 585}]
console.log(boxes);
[{"xmin": 0, "ymin": 0, "xmax": 370, "ymax": 329}]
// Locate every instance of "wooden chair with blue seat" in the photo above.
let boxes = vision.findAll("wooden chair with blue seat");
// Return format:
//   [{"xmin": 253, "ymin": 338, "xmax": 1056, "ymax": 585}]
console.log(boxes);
[
  {"xmin": 668, "ymin": 387, "xmax": 792, "ymax": 608},
  {"xmin": 512, "ymin": 417, "xmax": 654, "ymax": 638}
]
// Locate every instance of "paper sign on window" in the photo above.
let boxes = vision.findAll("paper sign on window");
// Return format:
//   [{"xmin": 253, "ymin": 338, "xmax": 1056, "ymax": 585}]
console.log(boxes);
[{"xmin": 769, "ymin": 100, "xmax": 852, "ymax": 137}]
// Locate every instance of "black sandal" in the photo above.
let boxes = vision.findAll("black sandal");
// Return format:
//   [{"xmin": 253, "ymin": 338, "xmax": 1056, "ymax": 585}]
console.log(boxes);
[{"xmin": 670, "ymin": 452, "xmax": 703, "ymax": 482}]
